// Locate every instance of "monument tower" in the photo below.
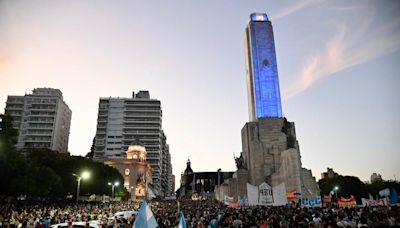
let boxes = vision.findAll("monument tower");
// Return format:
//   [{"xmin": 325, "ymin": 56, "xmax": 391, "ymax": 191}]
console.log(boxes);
[
  {"xmin": 241, "ymin": 13, "xmax": 319, "ymax": 200},
  {"xmin": 245, "ymin": 13, "xmax": 283, "ymax": 120}
]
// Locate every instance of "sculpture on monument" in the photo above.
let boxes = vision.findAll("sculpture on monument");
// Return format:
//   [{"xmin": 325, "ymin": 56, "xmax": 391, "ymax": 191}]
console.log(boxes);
[
  {"xmin": 235, "ymin": 153, "xmax": 246, "ymax": 170},
  {"xmin": 281, "ymin": 117, "xmax": 296, "ymax": 149}
]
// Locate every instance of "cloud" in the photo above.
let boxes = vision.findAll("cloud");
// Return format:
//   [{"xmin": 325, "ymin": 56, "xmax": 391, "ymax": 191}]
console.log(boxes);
[
  {"xmin": 271, "ymin": 0, "xmax": 320, "ymax": 21},
  {"xmin": 284, "ymin": 5, "xmax": 400, "ymax": 98}
]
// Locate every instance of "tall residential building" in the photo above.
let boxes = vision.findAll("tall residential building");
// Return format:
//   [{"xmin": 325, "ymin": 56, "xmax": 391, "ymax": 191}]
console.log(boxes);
[
  {"xmin": 4, "ymin": 88, "xmax": 71, "ymax": 153},
  {"xmin": 160, "ymin": 130, "xmax": 174, "ymax": 195},
  {"xmin": 93, "ymin": 90, "xmax": 172, "ymax": 195},
  {"xmin": 370, "ymin": 173, "xmax": 383, "ymax": 183},
  {"xmin": 245, "ymin": 13, "xmax": 283, "ymax": 121},
  {"xmin": 321, "ymin": 167, "xmax": 339, "ymax": 179}
]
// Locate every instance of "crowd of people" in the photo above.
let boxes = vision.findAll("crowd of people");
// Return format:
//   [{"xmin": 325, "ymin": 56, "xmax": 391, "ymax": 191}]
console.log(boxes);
[
  {"xmin": 0, "ymin": 199, "xmax": 135, "ymax": 227},
  {"xmin": 152, "ymin": 199, "xmax": 399, "ymax": 228},
  {"xmin": 0, "ymin": 197, "xmax": 399, "ymax": 227}
]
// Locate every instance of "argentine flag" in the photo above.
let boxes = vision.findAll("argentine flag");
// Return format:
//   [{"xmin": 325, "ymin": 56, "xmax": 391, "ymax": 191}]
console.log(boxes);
[
  {"xmin": 178, "ymin": 212, "xmax": 186, "ymax": 228},
  {"xmin": 133, "ymin": 200, "xmax": 158, "ymax": 228}
]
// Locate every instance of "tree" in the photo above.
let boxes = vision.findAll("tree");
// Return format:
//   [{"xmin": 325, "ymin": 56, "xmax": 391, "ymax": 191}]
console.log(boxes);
[
  {"xmin": 318, "ymin": 175, "xmax": 369, "ymax": 204},
  {"xmin": 0, "ymin": 114, "xmax": 124, "ymax": 198},
  {"xmin": 0, "ymin": 114, "xmax": 28, "ymax": 196},
  {"xmin": 27, "ymin": 148, "xmax": 124, "ymax": 197},
  {"xmin": 366, "ymin": 179, "xmax": 400, "ymax": 198},
  {"xmin": 0, "ymin": 114, "xmax": 18, "ymax": 154},
  {"xmin": 85, "ymin": 137, "xmax": 95, "ymax": 159}
]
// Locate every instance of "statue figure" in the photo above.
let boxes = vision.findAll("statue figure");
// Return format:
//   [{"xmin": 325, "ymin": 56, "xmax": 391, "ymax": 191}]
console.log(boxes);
[
  {"xmin": 281, "ymin": 118, "xmax": 296, "ymax": 149},
  {"xmin": 235, "ymin": 152, "xmax": 246, "ymax": 170}
]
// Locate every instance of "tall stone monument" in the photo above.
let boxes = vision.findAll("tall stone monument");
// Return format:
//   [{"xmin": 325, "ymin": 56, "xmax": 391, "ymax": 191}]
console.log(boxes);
[
  {"xmin": 216, "ymin": 13, "xmax": 319, "ymax": 203},
  {"xmin": 241, "ymin": 12, "xmax": 319, "ymax": 200}
]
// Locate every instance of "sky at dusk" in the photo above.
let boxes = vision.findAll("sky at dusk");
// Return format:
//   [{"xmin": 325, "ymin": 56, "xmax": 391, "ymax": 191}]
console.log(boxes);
[{"xmin": 1, "ymin": 1, "xmax": 399, "ymax": 188}]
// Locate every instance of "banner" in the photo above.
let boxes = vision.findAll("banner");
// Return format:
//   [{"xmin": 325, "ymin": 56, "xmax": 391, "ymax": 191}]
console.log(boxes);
[
  {"xmin": 258, "ymin": 182, "xmax": 273, "ymax": 205},
  {"xmin": 224, "ymin": 195, "xmax": 234, "ymax": 206},
  {"xmin": 273, "ymin": 182, "xmax": 288, "ymax": 206},
  {"xmin": 337, "ymin": 195, "xmax": 357, "ymax": 208},
  {"xmin": 301, "ymin": 197, "xmax": 322, "ymax": 207},
  {"xmin": 362, "ymin": 198, "xmax": 389, "ymax": 207},
  {"xmin": 323, "ymin": 195, "xmax": 332, "ymax": 207},
  {"xmin": 247, "ymin": 183, "xmax": 259, "ymax": 206},
  {"xmin": 287, "ymin": 189, "xmax": 300, "ymax": 201},
  {"xmin": 238, "ymin": 195, "xmax": 249, "ymax": 207},
  {"xmin": 247, "ymin": 182, "xmax": 288, "ymax": 206}
]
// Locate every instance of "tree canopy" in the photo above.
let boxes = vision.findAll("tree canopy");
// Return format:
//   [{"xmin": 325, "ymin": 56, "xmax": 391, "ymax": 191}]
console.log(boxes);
[
  {"xmin": 318, "ymin": 175, "xmax": 400, "ymax": 204},
  {"xmin": 0, "ymin": 114, "xmax": 125, "ymax": 198}
]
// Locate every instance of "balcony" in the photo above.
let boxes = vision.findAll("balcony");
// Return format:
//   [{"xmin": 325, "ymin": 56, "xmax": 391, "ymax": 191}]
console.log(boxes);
[
  {"xmin": 122, "ymin": 126, "xmax": 160, "ymax": 130},
  {"xmin": 124, "ymin": 102, "xmax": 160, "ymax": 107},
  {"xmin": 24, "ymin": 138, "xmax": 52, "ymax": 143},
  {"xmin": 123, "ymin": 119, "xmax": 160, "ymax": 124}
]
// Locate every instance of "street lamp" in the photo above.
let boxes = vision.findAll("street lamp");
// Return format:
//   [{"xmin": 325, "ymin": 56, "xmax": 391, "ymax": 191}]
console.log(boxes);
[
  {"xmin": 72, "ymin": 171, "xmax": 90, "ymax": 205},
  {"xmin": 334, "ymin": 186, "xmax": 339, "ymax": 199},
  {"xmin": 108, "ymin": 181, "xmax": 119, "ymax": 198},
  {"xmin": 217, "ymin": 168, "xmax": 221, "ymax": 187}
]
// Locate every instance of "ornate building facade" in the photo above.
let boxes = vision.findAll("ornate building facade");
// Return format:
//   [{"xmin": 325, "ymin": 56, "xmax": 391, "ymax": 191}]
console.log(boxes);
[{"xmin": 104, "ymin": 143, "xmax": 153, "ymax": 201}]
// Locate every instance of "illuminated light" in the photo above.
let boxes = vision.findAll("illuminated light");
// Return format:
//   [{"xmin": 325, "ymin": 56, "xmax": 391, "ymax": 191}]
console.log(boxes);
[
  {"xmin": 250, "ymin": 13, "xmax": 268, "ymax": 22},
  {"xmin": 246, "ymin": 13, "xmax": 283, "ymax": 119},
  {"xmin": 81, "ymin": 171, "xmax": 90, "ymax": 180}
]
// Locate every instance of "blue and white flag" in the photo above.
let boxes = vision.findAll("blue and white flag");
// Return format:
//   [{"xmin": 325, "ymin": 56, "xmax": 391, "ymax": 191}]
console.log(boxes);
[
  {"xmin": 178, "ymin": 212, "xmax": 187, "ymax": 228},
  {"xmin": 390, "ymin": 188, "xmax": 399, "ymax": 204},
  {"xmin": 379, "ymin": 188, "xmax": 390, "ymax": 197},
  {"xmin": 133, "ymin": 200, "xmax": 158, "ymax": 228}
]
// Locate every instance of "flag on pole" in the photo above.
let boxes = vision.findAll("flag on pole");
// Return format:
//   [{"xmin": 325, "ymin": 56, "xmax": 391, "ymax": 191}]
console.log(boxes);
[
  {"xmin": 379, "ymin": 188, "xmax": 390, "ymax": 197},
  {"xmin": 390, "ymin": 188, "xmax": 399, "ymax": 204},
  {"xmin": 133, "ymin": 200, "xmax": 158, "ymax": 228},
  {"xmin": 178, "ymin": 212, "xmax": 187, "ymax": 228}
]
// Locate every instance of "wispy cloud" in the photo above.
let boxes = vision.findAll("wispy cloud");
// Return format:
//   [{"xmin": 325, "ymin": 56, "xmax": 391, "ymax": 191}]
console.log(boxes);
[
  {"xmin": 284, "ymin": 4, "xmax": 400, "ymax": 98},
  {"xmin": 271, "ymin": 0, "xmax": 320, "ymax": 21}
]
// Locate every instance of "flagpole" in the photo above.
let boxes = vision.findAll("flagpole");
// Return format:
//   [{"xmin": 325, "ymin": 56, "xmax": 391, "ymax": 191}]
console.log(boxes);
[{"xmin": 177, "ymin": 200, "xmax": 180, "ymax": 221}]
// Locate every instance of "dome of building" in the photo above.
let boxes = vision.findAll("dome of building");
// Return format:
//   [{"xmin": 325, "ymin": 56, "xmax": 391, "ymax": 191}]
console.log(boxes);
[
  {"xmin": 126, "ymin": 143, "xmax": 147, "ymax": 161},
  {"xmin": 184, "ymin": 158, "xmax": 193, "ymax": 175}
]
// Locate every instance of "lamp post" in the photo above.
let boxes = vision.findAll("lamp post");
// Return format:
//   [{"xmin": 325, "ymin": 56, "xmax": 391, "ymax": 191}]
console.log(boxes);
[
  {"xmin": 334, "ymin": 186, "xmax": 339, "ymax": 199},
  {"xmin": 217, "ymin": 168, "xmax": 221, "ymax": 201},
  {"xmin": 330, "ymin": 186, "xmax": 339, "ymax": 206},
  {"xmin": 108, "ymin": 181, "xmax": 119, "ymax": 198},
  {"xmin": 217, "ymin": 169, "xmax": 221, "ymax": 187},
  {"xmin": 72, "ymin": 171, "xmax": 90, "ymax": 205}
]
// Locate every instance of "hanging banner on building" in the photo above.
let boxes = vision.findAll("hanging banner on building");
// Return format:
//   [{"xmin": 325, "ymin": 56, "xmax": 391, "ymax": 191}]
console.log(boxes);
[
  {"xmin": 272, "ymin": 182, "xmax": 288, "ymax": 206},
  {"xmin": 247, "ymin": 182, "xmax": 288, "ymax": 206},
  {"xmin": 247, "ymin": 183, "xmax": 259, "ymax": 206},
  {"xmin": 301, "ymin": 197, "xmax": 322, "ymax": 207},
  {"xmin": 258, "ymin": 182, "xmax": 274, "ymax": 205},
  {"xmin": 258, "ymin": 182, "xmax": 273, "ymax": 205},
  {"xmin": 337, "ymin": 195, "xmax": 357, "ymax": 208},
  {"xmin": 362, "ymin": 198, "xmax": 389, "ymax": 207},
  {"xmin": 224, "ymin": 195, "xmax": 234, "ymax": 206}
]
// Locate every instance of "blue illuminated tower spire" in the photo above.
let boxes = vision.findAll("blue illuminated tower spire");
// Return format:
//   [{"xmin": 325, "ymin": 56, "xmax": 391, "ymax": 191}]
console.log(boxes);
[{"xmin": 245, "ymin": 13, "xmax": 283, "ymax": 121}]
